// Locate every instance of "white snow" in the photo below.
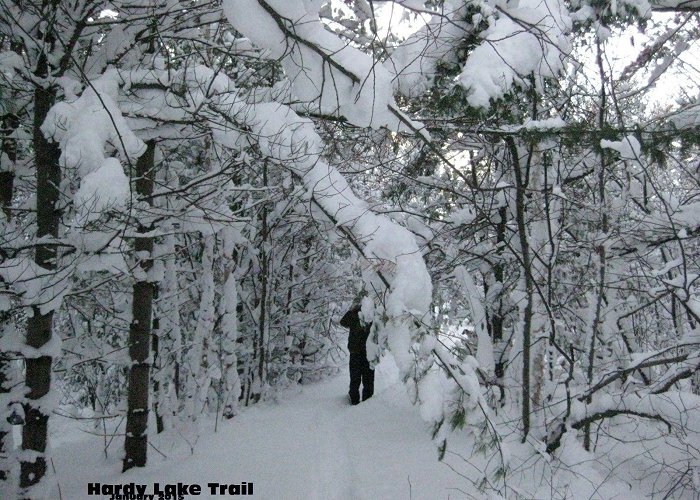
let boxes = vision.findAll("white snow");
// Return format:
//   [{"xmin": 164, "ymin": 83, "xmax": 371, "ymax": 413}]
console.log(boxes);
[
  {"xmin": 600, "ymin": 135, "xmax": 642, "ymax": 160},
  {"xmin": 384, "ymin": 3, "xmax": 469, "ymax": 98},
  {"xmin": 449, "ymin": 206, "xmax": 476, "ymax": 225},
  {"xmin": 674, "ymin": 201, "xmax": 700, "ymax": 227},
  {"xmin": 53, "ymin": 364, "xmax": 467, "ymax": 500},
  {"xmin": 454, "ymin": 266, "xmax": 495, "ymax": 374},
  {"xmin": 42, "ymin": 70, "xmax": 145, "ymax": 178},
  {"xmin": 458, "ymin": 0, "xmax": 572, "ymax": 108},
  {"xmin": 49, "ymin": 364, "xmax": 651, "ymax": 499},
  {"xmin": 0, "ymin": 257, "xmax": 74, "ymax": 314},
  {"xmin": 0, "ymin": 51, "xmax": 24, "ymax": 77},
  {"xmin": 41, "ymin": 69, "xmax": 144, "ymax": 219},
  {"xmin": 74, "ymin": 157, "xmax": 130, "ymax": 217},
  {"xmin": 523, "ymin": 116, "xmax": 567, "ymax": 130},
  {"xmin": 223, "ymin": 0, "xmax": 421, "ymax": 132}
]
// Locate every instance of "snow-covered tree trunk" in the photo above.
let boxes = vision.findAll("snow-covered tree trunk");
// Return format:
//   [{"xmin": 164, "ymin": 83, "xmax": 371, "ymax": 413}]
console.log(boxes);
[
  {"xmin": 506, "ymin": 137, "xmax": 534, "ymax": 441},
  {"xmin": 156, "ymin": 233, "xmax": 183, "ymax": 426},
  {"xmin": 123, "ymin": 140, "xmax": 156, "ymax": 471},
  {"xmin": 0, "ymin": 106, "xmax": 19, "ymax": 488},
  {"xmin": 152, "ymin": 234, "xmax": 179, "ymax": 432},
  {"xmin": 0, "ymin": 113, "xmax": 16, "ymax": 219},
  {"xmin": 584, "ymin": 39, "xmax": 610, "ymax": 451},
  {"xmin": 20, "ymin": 37, "xmax": 62, "ymax": 497},
  {"xmin": 219, "ymin": 230, "xmax": 240, "ymax": 418},
  {"xmin": 151, "ymin": 286, "xmax": 164, "ymax": 434},
  {"xmin": 255, "ymin": 163, "xmax": 269, "ymax": 399},
  {"xmin": 186, "ymin": 235, "xmax": 216, "ymax": 421},
  {"xmin": 491, "ymin": 205, "xmax": 508, "ymax": 402}
]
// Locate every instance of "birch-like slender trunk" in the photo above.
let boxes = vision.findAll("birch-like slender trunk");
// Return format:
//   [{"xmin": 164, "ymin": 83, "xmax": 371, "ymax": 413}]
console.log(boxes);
[
  {"xmin": 507, "ymin": 137, "xmax": 533, "ymax": 442},
  {"xmin": 253, "ymin": 163, "xmax": 269, "ymax": 401},
  {"xmin": 584, "ymin": 40, "xmax": 609, "ymax": 451}
]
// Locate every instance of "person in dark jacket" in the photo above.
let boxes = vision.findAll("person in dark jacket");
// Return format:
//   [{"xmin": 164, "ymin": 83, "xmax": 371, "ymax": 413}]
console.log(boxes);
[{"xmin": 340, "ymin": 303, "xmax": 374, "ymax": 405}]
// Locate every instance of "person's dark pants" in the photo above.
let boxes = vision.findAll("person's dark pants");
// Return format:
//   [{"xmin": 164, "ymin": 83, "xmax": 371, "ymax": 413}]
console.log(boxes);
[{"xmin": 349, "ymin": 352, "xmax": 374, "ymax": 405}]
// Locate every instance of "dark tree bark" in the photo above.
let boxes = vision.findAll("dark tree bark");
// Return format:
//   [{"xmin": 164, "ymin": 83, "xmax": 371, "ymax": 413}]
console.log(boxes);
[
  {"xmin": 123, "ymin": 140, "xmax": 156, "ymax": 472},
  {"xmin": 0, "ymin": 111, "xmax": 19, "ymax": 484},
  {"xmin": 249, "ymin": 163, "xmax": 269, "ymax": 405},
  {"xmin": 0, "ymin": 113, "xmax": 17, "ymax": 219},
  {"xmin": 152, "ymin": 306, "xmax": 164, "ymax": 434},
  {"xmin": 257, "ymin": 163, "xmax": 268, "ymax": 388},
  {"xmin": 20, "ymin": 56, "xmax": 61, "ymax": 494},
  {"xmin": 585, "ymin": 40, "xmax": 609, "ymax": 452},
  {"xmin": 491, "ymin": 205, "xmax": 507, "ymax": 404},
  {"xmin": 507, "ymin": 137, "xmax": 533, "ymax": 442}
]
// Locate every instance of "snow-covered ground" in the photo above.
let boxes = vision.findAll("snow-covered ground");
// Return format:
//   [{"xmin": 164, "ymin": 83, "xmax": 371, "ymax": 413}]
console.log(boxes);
[
  {"xmin": 42, "ymin": 354, "xmax": 682, "ymax": 500},
  {"xmin": 51, "ymin": 360, "xmax": 467, "ymax": 500}
]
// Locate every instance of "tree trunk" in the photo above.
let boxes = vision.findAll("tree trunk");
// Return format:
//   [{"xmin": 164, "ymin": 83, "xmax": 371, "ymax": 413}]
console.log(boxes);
[
  {"xmin": 0, "ymin": 111, "xmax": 19, "ymax": 485},
  {"xmin": 492, "ymin": 205, "xmax": 507, "ymax": 404},
  {"xmin": 123, "ymin": 140, "xmax": 156, "ymax": 472},
  {"xmin": 20, "ymin": 64, "xmax": 61, "ymax": 495},
  {"xmin": 0, "ymin": 113, "xmax": 17, "ymax": 219},
  {"xmin": 508, "ymin": 137, "xmax": 533, "ymax": 442},
  {"xmin": 584, "ymin": 40, "xmax": 609, "ymax": 452},
  {"xmin": 220, "ymin": 242, "xmax": 240, "ymax": 419},
  {"xmin": 151, "ymin": 311, "xmax": 164, "ymax": 434},
  {"xmin": 252, "ymin": 162, "xmax": 269, "ymax": 402}
]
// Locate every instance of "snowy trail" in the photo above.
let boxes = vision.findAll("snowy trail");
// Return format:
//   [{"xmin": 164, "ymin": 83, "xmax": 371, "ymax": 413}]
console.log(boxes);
[{"xmin": 54, "ymin": 365, "xmax": 466, "ymax": 500}]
